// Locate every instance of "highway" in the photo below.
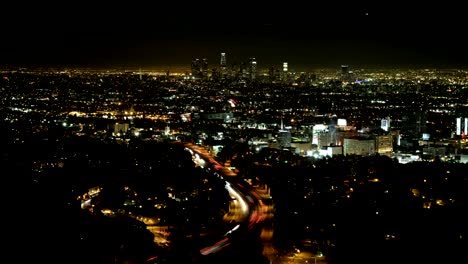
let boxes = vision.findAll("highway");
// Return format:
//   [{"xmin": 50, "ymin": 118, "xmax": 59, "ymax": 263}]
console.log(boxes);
[
  {"xmin": 78, "ymin": 142, "xmax": 324, "ymax": 263},
  {"xmin": 183, "ymin": 143, "xmax": 268, "ymax": 256},
  {"xmin": 184, "ymin": 142, "xmax": 327, "ymax": 264}
]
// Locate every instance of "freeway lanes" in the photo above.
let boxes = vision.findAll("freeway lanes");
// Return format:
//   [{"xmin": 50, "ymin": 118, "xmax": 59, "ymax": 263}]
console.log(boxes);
[{"xmin": 184, "ymin": 143, "xmax": 264, "ymax": 256}]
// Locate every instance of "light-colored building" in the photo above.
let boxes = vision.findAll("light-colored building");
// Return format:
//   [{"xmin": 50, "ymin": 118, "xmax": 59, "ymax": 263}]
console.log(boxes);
[
  {"xmin": 317, "ymin": 132, "xmax": 333, "ymax": 149},
  {"xmin": 113, "ymin": 122, "xmax": 129, "ymax": 135},
  {"xmin": 344, "ymin": 137, "xmax": 375, "ymax": 156},
  {"xmin": 375, "ymin": 134, "xmax": 393, "ymax": 155}
]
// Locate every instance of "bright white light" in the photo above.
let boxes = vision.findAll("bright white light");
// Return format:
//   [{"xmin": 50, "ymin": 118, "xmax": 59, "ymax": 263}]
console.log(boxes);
[{"xmin": 225, "ymin": 182, "xmax": 249, "ymax": 215}]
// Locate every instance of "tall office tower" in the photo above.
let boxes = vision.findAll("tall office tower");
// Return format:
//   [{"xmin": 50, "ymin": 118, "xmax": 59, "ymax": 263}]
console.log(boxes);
[
  {"xmin": 414, "ymin": 112, "xmax": 427, "ymax": 136},
  {"xmin": 456, "ymin": 117, "xmax": 461, "ymax": 135},
  {"xmin": 381, "ymin": 117, "xmax": 391, "ymax": 132},
  {"xmin": 191, "ymin": 58, "xmax": 201, "ymax": 78},
  {"xmin": 278, "ymin": 118, "xmax": 291, "ymax": 149},
  {"xmin": 341, "ymin": 65, "xmax": 349, "ymax": 75},
  {"xmin": 220, "ymin": 52, "xmax": 226, "ymax": 68},
  {"xmin": 201, "ymin": 58, "xmax": 208, "ymax": 77},
  {"xmin": 281, "ymin": 62, "xmax": 288, "ymax": 82},
  {"xmin": 249, "ymin": 57, "xmax": 257, "ymax": 80},
  {"xmin": 465, "ymin": 118, "xmax": 468, "ymax": 135},
  {"xmin": 269, "ymin": 66, "xmax": 279, "ymax": 82},
  {"xmin": 402, "ymin": 111, "xmax": 426, "ymax": 138},
  {"xmin": 341, "ymin": 65, "xmax": 349, "ymax": 82},
  {"xmin": 220, "ymin": 52, "xmax": 227, "ymax": 78}
]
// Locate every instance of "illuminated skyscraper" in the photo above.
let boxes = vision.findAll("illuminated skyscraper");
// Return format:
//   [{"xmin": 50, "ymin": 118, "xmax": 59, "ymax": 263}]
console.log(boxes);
[
  {"xmin": 341, "ymin": 65, "xmax": 350, "ymax": 82},
  {"xmin": 465, "ymin": 118, "xmax": 468, "ymax": 135},
  {"xmin": 381, "ymin": 117, "xmax": 391, "ymax": 132},
  {"xmin": 220, "ymin": 52, "xmax": 226, "ymax": 68},
  {"xmin": 249, "ymin": 57, "xmax": 257, "ymax": 80},
  {"xmin": 269, "ymin": 66, "xmax": 279, "ymax": 82},
  {"xmin": 278, "ymin": 118, "xmax": 291, "ymax": 148},
  {"xmin": 191, "ymin": 58, "xmax": 208, "ymax": 78},
  {"xmin": 281, "ymin": 62, "xmax": 288, "ymax": 82},
  {"xmin": 201, "ymin": 58, "xmax": 208, "ymax": 77},
  {"xmin": 455, "ymin": 117, "xmax": 468, "ymax": 136},
  {"xmin": 191, "ymin": 58, "xmax": 201, "ymax": 78},
  {"xmin": 341, "ymin": 65, "xmax": 348, "ymax": 74},
  {"xmin": 220, "ymin": 52, "xmax": 227, "ymax": 78}
]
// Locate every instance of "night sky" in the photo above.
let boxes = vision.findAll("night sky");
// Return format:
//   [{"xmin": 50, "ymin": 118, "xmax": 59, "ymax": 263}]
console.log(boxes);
[{"xmin": 2, "ymin": 2, "xmax": 467, "ymax": 70}]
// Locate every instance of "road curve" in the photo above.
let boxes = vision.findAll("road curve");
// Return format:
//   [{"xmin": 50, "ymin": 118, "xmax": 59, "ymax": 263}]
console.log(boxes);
[{"xmin": 183, "ymin": 142, "xmax": 265, "ymax": 256}]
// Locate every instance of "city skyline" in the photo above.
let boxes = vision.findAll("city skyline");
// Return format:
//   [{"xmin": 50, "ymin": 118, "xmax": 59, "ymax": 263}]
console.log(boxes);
[
  {"xmin": 2, "ymin": 3, "xmax": 468, "ymax": 70},
  {"xmin": 3, "ymin": 65, "xmax": 466, "ymax": 264}
]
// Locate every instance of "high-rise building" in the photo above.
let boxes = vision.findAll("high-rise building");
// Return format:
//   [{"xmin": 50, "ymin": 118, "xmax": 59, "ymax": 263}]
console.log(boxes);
[
  {"xmin": 191, "ymin": 58, "xmax": 208, "ymax": 78},
  {"xmin": 341, "ymin": 65, "xmax": 349, "ymax": 75},
  {"xmin": 281, "ymin": 62, "xmax": 289, "ymax": 82},
  {"xmin": 375, "ymin": 134, "xmax": 393, "ymax": 155},
  {"xmin": 456, "ymin": 117, "xmax": 462, "ymax": 135},
  {"xmin": 191, "ymin": 58, "xmax": 201, "ymax": 78},
  {"xmin": 220, "ymin": 52, "xmax": 226, "ymax": 68},
  {"xmin": 402, "ymin": 111, "xmax": 427, "ymax": 138},
  {"xmin": 312, "ymin": 124, "xmax": 328, "ymax": 145},
  {"xmin": 341, "ymin": 65, "xmax": 350, "ymax": 82},
  {"xmin": 249, "ymin": 57, "xmax": 257, "ymax": 80},
  {"xmin": 455, "ymin": 117, "xmax": 468, "ymax": 136},
  {"xmin": 344, "ymin": 136, "xmax": 375, "ymax": 156},
  {"xmin": 220, "ymin": 53, "xmax": 227, "ymax": 78},
  {"xmin": 465, "ymin": 118, "xmax": 468, "ymax": 136},
  {"xmin": 381, "ymin": 117, "xmax": 391, "ymax": 131},
  {"xmin": 317, "ymin": 132, "xmax": 333, "ymax": 149},
  {"xmin": 278, "ymin": 119, "xmax": 291, "ymax": 149},
  {"xmin": 201, "ymin": 58, "xmax": 208, "ymax": 77},
  {"xmin": 269, "ymin": 66, "xmax": 279, "ymax": 82}
]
